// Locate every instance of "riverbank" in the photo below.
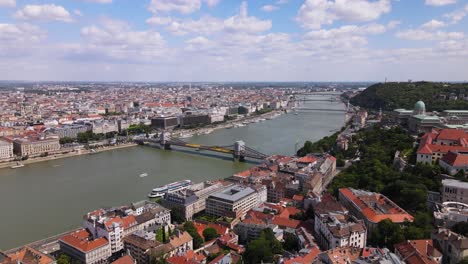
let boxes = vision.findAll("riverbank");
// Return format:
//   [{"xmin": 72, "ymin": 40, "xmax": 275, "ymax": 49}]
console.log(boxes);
[{"xmin": 0, "ymin": 143, "xmax": 137, "ymax": 169}]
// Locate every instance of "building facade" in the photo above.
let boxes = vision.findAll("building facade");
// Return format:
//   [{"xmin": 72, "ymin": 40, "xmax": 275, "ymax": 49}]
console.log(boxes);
[
  {"xmin": 0, "ymin": 139, "xmax": 13, "ymax": 161},
  {"xmin": 206, "ymin": 185, "xmax": 264, "ymax": 218},
  {"xmin": 13, "ymin": 137, "xmax": 60, "ymax": 157}
]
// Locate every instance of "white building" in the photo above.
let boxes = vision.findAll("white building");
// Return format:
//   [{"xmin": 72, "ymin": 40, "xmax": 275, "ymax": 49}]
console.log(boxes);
[
  {"xmin": 13, "ymin": 137, "xmax": 60, "ymax": 157},
  {"xmin": 0, "ymin": 139, "xmax": 13, "ymax": 161},
  {"xmin": 441, "ymin": 179, "xmax": 468, "ymax": 203},
  {"xmin": 206, "ymin": 185, "xmax": 264, "ymax": 218},
  {"xmin": 60, "ymin": 229, "xmax": 111, "ymax": 264}
]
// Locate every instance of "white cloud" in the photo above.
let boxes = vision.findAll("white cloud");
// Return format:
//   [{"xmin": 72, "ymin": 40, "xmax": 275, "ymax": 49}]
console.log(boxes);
[
  {"xmin": 305, "ymin": 24, "xmax": 387, "ymax": 39},
  {"xmin": 148, "ymin": 0, "xmax": 201, "ymax": 14},
  {"xmin": 71, "ymin": 18, "xmax": 168, "ymax": 62},
  {"xmin": 444, "ymin": 4, "xmax": 468, "ymax": 24},
  {"xmin": 387, "ymin": 20, "xmax": 401, "ymax": 29},
  {"xmin": 296, "ymin": 0, "xmax": 391, "ymax": 29},
  {"xmin": 261, "ymin": 5, "xmax": 279, "ymax": 12},
  {"xmin": 160, "ymin": 2, "xmax": 271, "ymax": 36},
  {"xmin": 0, "ymin": 0, "xmax": 15, "ymax": 8},
  {"xmin": 14, "ymin": 4, "xmax": 73, "ymax": 22},
  {"xmin": 74, "ymin": 10, "xmax": 83, "ymax": 16},
  {"xmin": 203, "ymin": 0, "xmax": 220, "ymax": 7},
  {"xmin": 146, "ymin": 16, "xmax": 172, "ymax": 26},
  {"xmin": 0, "ymin": 23, "xmax": 45, "ymax": 56},
  {"xmin": 396, "ymin": 29, "xmax": 464, "ymax": 41},
  {"xmin": 425, "ymin": 0, "xmax": 456, "ymax": 6},
  {"xmin": 421, "ymin": 19, "xmax": 446, "ymax": 30},
  {"xmin": 78, "ymin": 0, "xmax": 112, "ymax": 3}
]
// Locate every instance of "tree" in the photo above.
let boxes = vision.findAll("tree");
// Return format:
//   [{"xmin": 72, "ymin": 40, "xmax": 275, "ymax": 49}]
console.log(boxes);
[
  {"xmin": 243, "ymin": 228, "xmax": 283, "ymax": 264},
  {"xmin": 170, "ymin": 206, "xmax": 185, "ymax": 224},
  {"xmin": 59, "ymin": 137, "xmax": 74, "ymax": 145},
  {"xmin": 183, "ymin": 221, "xmax": 204, "ymax": 249},
  {"xmin": 203, "ymin": 227, "xmax": 219, "ymax": 242},
  {"xmin": 56, "ymin": 254, "xmax": 71, "ymax": 264},
  {"xmin": 369, "ymin": 219, "xmax": 405, "ymax": 250},
  {"xmin": 283, "ymin": 232, "xmax": 300, "ymax": 252}
]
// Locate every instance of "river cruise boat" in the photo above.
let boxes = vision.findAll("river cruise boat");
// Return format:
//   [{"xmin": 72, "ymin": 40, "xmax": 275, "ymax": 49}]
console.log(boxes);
[
  {"xmin": 10, "ymin": 162, "xmax": 25, "ymax": 169},
  {"xmin": 148, "ymin": 179, "xmax": 192, "ymax": 198}
]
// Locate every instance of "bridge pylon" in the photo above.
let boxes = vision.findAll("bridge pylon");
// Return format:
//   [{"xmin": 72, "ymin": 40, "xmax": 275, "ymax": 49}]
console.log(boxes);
[
  {"xmin": 160, "ymin": 131, "xmax": 171, "ymax": 150},
  {"xmin": 233, "ymin": 140, "xmax": 246, "ymax": 162}
]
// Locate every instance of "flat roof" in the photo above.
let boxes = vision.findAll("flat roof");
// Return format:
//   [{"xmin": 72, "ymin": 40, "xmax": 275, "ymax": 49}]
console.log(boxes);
[
  {"xmin": 443, "ymin": 110, "xmax": 468, "ymax": 113},
  {"xmin": 210, "ymin": 185, "xmax": 255, "ymax": 202},
  {"xmin": 442, "ymin": 179, "xmax": 468, "ymax": 189}
]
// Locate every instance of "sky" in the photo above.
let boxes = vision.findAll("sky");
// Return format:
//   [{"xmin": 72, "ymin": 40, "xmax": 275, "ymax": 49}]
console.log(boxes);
[{"xmin": 0, "ymin": 0, "xmax": 467, "ymax": 82}]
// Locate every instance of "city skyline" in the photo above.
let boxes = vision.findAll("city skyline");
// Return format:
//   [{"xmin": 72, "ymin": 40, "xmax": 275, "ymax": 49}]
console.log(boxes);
[{"xmin": 1, "ymin": 0, "xmax": 468, "ymax": 82}]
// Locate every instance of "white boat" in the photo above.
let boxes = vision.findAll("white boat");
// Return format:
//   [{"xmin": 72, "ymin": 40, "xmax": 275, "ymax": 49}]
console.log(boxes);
[
  {"xmin": 148, "ymin": 179, "xmax": 192, "ymax": 198},
  {"xmin": 179, "ymin": 133, "xmax": 193, "ymax": 139},
  {"xmin": 10, "ymin": 163, "xmax": 25, "ymax": 169},
  {"xmin": 139, "ymin": 173, "xmax": 148, "ymax": 178}
]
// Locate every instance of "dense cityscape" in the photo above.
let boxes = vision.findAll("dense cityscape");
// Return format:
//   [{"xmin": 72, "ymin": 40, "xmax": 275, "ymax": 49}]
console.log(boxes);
[
  {"xmin": 0, "ymin": 81, "xmax": 467, "ymax": 264},
  {"xmin": 1, "ymin": 0, "xmax": 468, "ymax": 263}
]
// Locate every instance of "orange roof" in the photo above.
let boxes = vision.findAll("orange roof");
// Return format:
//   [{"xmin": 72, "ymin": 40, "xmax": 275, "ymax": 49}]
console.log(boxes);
[
  {"xmin": 441, "ymin": 151, "xmax": 468, "ymax": 167},
  {"xmin": 437, "ymin": 129, "xmax": 468, "ymax": 142},
  {"xmin": 394, "ymin": 240, "xmax": 442, "ymax": 264},
  {"xmin": 104, "ymin": 215, "xmax": 137, "ymax": 230},
  {"xmin": 339, "ymin": 188, "xmax": 413, "ymax": 224},
  {"xmin": 272, "ymin": 216, "xmax": 301, "ymax": 229},
  {"xmin": 283, "ymin": 247, "xmax": 320, "ymax": 264},
  {"xmin": 5, "ymin": 246, "xmax": 55, "ymax": 264},
  {"xmin": 111, "ymin": 255, "xmax": 135, "ymax": 264},
  {"xmin": 193, "ymin": 222, "xmax": 228, "ymax": 239},
  {"xmin": 60, "ymin": 229, "xmax": 109, "ymax": 253},
  {"xmin": 296, "ymin": 156, "xmax": 317, "ymax": 164}
]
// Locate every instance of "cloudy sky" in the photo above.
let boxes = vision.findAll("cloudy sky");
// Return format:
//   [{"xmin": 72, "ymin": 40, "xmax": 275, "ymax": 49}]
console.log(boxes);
[{"xmin": 0, "ymin": 0, "xmax": 467, "ymax": 82}]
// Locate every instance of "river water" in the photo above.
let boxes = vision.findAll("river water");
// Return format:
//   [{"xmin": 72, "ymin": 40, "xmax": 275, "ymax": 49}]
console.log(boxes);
[{"xmin": 0, "ymin": 96, "xmax": 346, "ymax": 250}]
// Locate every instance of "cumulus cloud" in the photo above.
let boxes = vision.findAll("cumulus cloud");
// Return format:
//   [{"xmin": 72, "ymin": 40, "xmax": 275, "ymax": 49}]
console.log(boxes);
[
  {"xmin": 14, "ymin": 4, "xmax": 73, "ymax": 22},
  {"xmin": 444, "ymin": 4, "xmax": 468, "ymax": 24},
  {"xmin": 203, "ymin": 0, "xmax": 220, "ymax": 7},
  {"xmin": 396, "ymin": 29, "xmax": 464, "ymax": 41},
  {"xmin": 0, "ymin": 0, "xmax": 15, "ymax": 8},
  {"xmin": 261, "ymin": 5, "xmax": 279, "ymax": 12},
  {"xmin": 156, "ymin": 1, "xmax": 271, "ymax": 36},
  {"xmin": 148, "ymin": 0, "xmax": 201, "ymax": 14},
  {"xmin": 0, "ymin": 23, "xmax": 45, "ymax": 56},
  {"xmin": 78, "ymin": 0, "xmax": 112, "ymax": 3},
  {"xmin": 425, "ymin": 0, "xmax": 457, "ymax": 6},
  {"xmin": 146, "ymin": 16, "xmax": 172, "ymax": 26},
  {"xmin": 296, "ymin": 0, "xmax": 391, "ymax": 29},
  {"xmin": 421, "ymin": 19, "xmax": 446, "ymax": 30}
]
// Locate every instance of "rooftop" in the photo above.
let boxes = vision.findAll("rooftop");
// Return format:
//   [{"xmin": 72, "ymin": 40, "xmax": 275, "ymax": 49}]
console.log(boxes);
[{"xmin": 209, "ymin": 185, "xmax": 255, "ymax": 202}]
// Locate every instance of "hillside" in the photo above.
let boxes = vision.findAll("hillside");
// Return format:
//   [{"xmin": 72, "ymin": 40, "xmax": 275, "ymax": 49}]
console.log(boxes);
[{"xmin": 350, "ymin": 82, "xmax": 468, "ymax": 111}]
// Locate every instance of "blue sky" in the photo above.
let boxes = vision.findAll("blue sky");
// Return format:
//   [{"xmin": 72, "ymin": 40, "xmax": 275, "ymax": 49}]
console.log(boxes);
[{"xmin": 0, "ymin": 0, "xmax": 467, "ymax": 81}]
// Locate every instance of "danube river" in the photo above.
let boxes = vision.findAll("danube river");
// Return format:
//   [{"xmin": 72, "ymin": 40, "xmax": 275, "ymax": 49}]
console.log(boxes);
[{"xmin": 0, "ymin": 96, "xmax": 346, "ymax": 250}]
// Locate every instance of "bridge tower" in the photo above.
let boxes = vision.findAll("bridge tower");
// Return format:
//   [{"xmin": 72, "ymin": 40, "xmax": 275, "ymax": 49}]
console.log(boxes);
[
  {"xmin": 160, "ymin": 131, "xmax": 171, "ymax": 150},
  {"xmin": 233, "ymin": 140, "xmax": 246, "ymax": 162}
]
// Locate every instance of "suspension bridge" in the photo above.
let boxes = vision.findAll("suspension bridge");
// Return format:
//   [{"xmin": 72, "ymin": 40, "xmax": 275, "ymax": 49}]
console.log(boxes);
[{"xmin": 134, "ymin": 132, "xmax": 268, "ymax": 162}]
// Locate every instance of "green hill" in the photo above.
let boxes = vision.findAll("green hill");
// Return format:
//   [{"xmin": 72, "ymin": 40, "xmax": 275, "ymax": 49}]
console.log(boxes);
[{"xmin": 350, "ymin": 82, "xmax": 468, "ymax": 111}]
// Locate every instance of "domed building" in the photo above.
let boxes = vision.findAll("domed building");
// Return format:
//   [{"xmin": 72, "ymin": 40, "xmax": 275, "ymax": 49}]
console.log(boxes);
[
  {"xmin": 413, "ymin": 100, "xmax": 426, "ymax": 116},
  {"xmin": 393, "ymin": 100, "xmax": 441, "ymax": 133}
]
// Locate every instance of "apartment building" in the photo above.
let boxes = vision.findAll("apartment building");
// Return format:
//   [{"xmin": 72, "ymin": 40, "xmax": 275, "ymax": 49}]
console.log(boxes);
[
  {"xmin": 13, "ymin": 137, "xmax": 60, "ymax": 157},
  {"xmin": 206, "ymin": 185, "xmax": 265, "ymax": 218},
  {"xmin": 314, "ymin": 196, "xmax": 367, "ymax": 250},
  {"xmin": 0, "ymin": 139, "xmax": 13, "ymax": 161},
  {"xmin": 441, "ymin": 179, "xmax": 468, "ymax": 203},
  {"xmin": 163, "ymin": 182, "xmax": 229, "ymax": 220},
  {"xmin": 338, "ymin": 188, "xmax": 413, "ymax": 232},
  {"xmin": 59, "ymin": 229, "xmax": 111, "ymax": 264},
  {"xmin": 431, "ymin": 228, "xmax": 468, "ymax": 264}
]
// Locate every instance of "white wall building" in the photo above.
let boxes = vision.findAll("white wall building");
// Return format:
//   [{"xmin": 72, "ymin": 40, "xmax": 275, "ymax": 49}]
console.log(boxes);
[{"xmin": 0, "ymin": 139, "xmax": 13, "ymax": 161}]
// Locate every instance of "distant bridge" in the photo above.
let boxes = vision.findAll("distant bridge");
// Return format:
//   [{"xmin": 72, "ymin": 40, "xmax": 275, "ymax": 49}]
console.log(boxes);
[
  {"xmin": 134, "ymin": 133, "xmax": 268, "ymax": 162},
  {"xmin": 295, "ymin": 108, "xmax": 348, "ymax": 112},
  {"xmin": 291, "ymin": 92, "xmax": 343, "ymax": 96}
]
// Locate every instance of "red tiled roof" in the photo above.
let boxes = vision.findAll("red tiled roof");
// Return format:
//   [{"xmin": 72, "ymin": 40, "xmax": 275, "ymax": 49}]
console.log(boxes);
[
  {"xmin": 339, "ymin": 188, "xmax": 413, "ymax": 224},
  {"xmin": 111, "ymin": 255, "xmax": 134, "ymax": 264},
  {"xmin": 296, "ymin": 156, "xmax": 317, "ymax": 164},
  {"xmin": 60, "ymin": 229, "xmax": 109, "ymax": 253},
  {"xmin": 440, "ymin": 151, "xmax": 468, "ymax": 167},
  {"xmin": 272, "ymin": 216, "xmax": 301, "ymax": 229},
  {"xmin": 394, "ymin": 240, "xmax": 442, "ymax": 264},
  {"xmin": 437, "ymin": 129, "xmax": 468, "ymax": 142}
]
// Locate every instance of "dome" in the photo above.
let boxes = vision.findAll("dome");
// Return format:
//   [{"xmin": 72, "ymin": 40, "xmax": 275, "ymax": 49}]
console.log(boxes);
[{"xmin": 413, "ymin": 100, "xmax": 426, "ymax": 115}]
